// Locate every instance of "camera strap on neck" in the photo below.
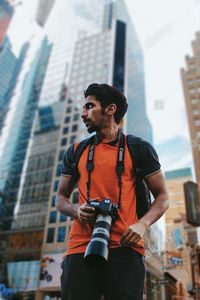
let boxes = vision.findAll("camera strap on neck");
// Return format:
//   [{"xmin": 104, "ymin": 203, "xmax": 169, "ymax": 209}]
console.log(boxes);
[
  {"xmin": 86, "ymin": 131, "xmax": 126, "ymax": 207},
  {"xmin": 116, "ymin": 132, "xmax": 125, "ymax": 208},
  {"xmin": 86, "ymin": 143, "xmax": 95, "ymax": 202}
]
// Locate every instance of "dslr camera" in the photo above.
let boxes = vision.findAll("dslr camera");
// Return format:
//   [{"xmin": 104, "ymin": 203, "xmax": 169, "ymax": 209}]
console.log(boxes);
[{"xmin": 84, "ymin": 198, "xmax": 118, "ymax": 267}]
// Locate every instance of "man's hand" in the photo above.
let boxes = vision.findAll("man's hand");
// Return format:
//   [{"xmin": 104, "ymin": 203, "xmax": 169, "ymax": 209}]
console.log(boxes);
[
  {"xmin": 77, "ymin": 204, "xmax": 96, "ymax": 223},
  {"xmin": 120, "ymin": 221, "xmax": 148, "ymax": 247}
]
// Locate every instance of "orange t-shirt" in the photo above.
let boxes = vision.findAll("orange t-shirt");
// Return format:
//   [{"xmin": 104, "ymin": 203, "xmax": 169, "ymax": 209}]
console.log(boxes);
[{"xmin": 65, "ymin": 139, "xmax": 145, "ymax": 256}]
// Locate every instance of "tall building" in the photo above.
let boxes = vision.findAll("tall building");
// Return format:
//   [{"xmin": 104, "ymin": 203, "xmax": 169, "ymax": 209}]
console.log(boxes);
[
  {"xmin": 0, "ymin": 37, "xmax": 16, "ymax": 129},
  {"xmin": 0, "ymin": 40, "xmax": 29, "ymax": 133},
  {"xmin": 0, "ymin": 37, "xmax": 52, "ymax": 231},
  {"xmin": 0, "ymin": 0, "xmax": 14, "ymax": 45},
  {"xmin": 37, "ymin": 2, "xmax": 153, "ymax": 299},
  {"xmin": 38, "ymin": 0, "xmax": 103, "ymax": 108},
  {"xmin": 181, "ymin": 32, "xmax": 200, "ymax": 187},
  {"xmin": 164, "ymin": 168, "xmax": 197, "ymax": 298},
  {"xmin": 103, "ymin": 0, "xmax": 153, "ymax": 142},
  {"xmin": 0, "ymin": 37, "xmax": 52, "ymax": 294},
  {"xmin": 4, "ymin": 102, "xmax": 64, "ymax": 298},
  {"xmin": 12, "ymin": 101, "xmax": 65, "ymax": 232},
  {"xmin": 36, "ymin": 0, "xmax": 55, "ymax": 27}
]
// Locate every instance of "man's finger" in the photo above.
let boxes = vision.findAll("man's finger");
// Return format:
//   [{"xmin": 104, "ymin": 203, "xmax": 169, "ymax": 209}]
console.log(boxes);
[{"xmin": 120, "ymin": 229, "xmax": 131, "ymax": 243}]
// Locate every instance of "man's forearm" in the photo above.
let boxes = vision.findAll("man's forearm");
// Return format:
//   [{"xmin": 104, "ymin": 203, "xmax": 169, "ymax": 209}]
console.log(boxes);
[
  {"xmin": 56, "ymin": 195, "xmax": 78, "ymax": 218},
  {"xmin": 139, "ymin": 192, "xmax": 169, "ymax": 228}
]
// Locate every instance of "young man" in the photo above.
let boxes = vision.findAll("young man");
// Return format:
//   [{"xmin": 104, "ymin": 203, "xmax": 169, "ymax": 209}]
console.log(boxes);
[{"xmin": 56, "ymin": 83, "xmax": 169, "ymax": 300}]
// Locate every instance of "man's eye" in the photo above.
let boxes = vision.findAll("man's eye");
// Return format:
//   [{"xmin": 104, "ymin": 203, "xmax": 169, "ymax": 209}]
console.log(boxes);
[{"xmin": 85, "ymin": 103, "xmax": 94, "ymax": 109}]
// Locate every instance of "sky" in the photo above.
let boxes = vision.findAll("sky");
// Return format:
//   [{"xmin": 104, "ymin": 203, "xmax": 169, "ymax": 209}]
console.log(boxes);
[
  {"xmin": 126, "ymin": 0, "xmax": 200, "ymax": 144},
  {"xmin": 7, "ymin": 0, "xmax": 200, "ymax": 171}
]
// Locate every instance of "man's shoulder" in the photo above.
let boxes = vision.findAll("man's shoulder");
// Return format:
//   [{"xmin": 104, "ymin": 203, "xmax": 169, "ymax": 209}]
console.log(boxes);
[
  {"xmin": 126, "ymin": 134, "xmax": 147, "ymax": 146},
  {"xmin": 126, "ymin": 134, "xmax": 158, "ymax": 157}
]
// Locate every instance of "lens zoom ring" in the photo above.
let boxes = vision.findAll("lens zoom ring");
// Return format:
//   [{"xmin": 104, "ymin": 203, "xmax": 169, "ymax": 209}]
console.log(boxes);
[{"xmin": 91, "ymin": 233, "xmax": 110, "ymax": 242}]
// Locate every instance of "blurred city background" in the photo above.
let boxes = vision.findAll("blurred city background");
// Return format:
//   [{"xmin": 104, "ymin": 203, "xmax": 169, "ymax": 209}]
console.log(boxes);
[{"xmin": 0, "ymin": 0, "xmax": 200, "ymax": 299}]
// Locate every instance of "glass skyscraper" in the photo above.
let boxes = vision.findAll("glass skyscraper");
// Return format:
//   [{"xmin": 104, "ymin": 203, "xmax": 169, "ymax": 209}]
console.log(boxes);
[
  {"xmin": 38, "ymin": 0, "xmax": 104, "ymax": 107},
  {"xmin": 103, "ymin": 0, "xmax": 153, "ymax": 142},
  {"xmin": 0, "ymin": 40, "xmax": 29, "ymax": 133},
  {"xmin": 0, "ymin": 37, "xmax": 52, "ymax": 231},
  {"xmin": 0, "ymin": 37, "xmax": 16, "ymax": 131}
]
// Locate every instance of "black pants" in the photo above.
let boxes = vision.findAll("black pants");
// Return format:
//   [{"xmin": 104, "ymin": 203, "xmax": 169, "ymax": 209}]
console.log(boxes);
[{"xmin": 61, "ymin": 247, "xmax": 145, "ymax": 300}]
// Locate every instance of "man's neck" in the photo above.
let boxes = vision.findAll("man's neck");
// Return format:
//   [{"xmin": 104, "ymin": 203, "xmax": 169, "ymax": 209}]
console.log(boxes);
[{"xmin": 96, "ymin": 125, "xmax": 119, "ymax": 143}]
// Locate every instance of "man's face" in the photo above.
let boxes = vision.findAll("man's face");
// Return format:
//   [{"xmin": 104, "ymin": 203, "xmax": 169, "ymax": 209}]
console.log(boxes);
[{"xmin": 81, "ymin": 95, "xmax": 106, "ymax": 133}]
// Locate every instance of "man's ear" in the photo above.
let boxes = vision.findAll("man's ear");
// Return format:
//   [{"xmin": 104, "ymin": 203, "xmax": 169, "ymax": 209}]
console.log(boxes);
[{"xmin": 106, "ymin": 104, "xmax": 117, "ymax": 116}]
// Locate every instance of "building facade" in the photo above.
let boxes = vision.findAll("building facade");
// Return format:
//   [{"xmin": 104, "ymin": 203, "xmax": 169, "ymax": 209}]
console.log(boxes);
[
  {"xmin": 181, "ymin": 32, "xmax": 200, "ymax": 187},
  {"xmin": 35, "ymin": 0, "xmax": 55, "ymax": 27},
  {"xmin": 0, "ymin": 37, "xmax": 52, "ymax": 231},
  {"xmin": 0, "ymin": 37, "xmax": 16, "ymax": 131},
  {"xmin": 38, "ymin": 0, "xmax": 103, "ymax": 108},
  {"xmin": 0, "ymin": 40, "xmax": 29, "ymax": 133},
  {"xmin": 144, "ymin": 224, "xmax": 165, "ymax": 300},
  {"xmin": 0, "ymin": 38, "xmax": 52, "ymax": 294},
  {"xmin": 164, "ymin": 168, "xmax": 197, "ymax": 298},
  {"xmin": 102, "ymin": 0, "xmax": 153, "ymax": 142},
  {"xmin": 0, "ymin": 0, "xmax": 14, "ymax": 45}
]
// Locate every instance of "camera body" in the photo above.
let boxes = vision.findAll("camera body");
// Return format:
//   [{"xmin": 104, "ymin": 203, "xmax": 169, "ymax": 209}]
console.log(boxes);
[
  {"xmin": 84, "ymin": 198, "xmax": 119, "ymax": 267},
  {"xmin": 87, "ymin": 198, "xmax": 118, "ymax": 220}
]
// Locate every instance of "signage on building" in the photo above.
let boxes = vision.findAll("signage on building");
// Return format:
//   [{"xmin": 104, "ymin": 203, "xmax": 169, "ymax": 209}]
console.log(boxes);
[
  {"xmin": 39, "ymin": 253, "xmax": 63, "ymax": 288},
  {"xmin": 8, "ymin": 231, "xmax": 43, "ymax": 250},
  {"xmin": 0, "ymin": 283, "xmax": 13, "ymax": 298},
  {"xmin": 173, "ymin": 228, "xmax": 183, "ymax": 249},
  {"xmin": 166, "ymin": 250, "xmax": 183, "ymax": 266},
  {"xmin": 184, "ymin": 181, "xmax": 200, "ymax": 226},
  {"xmin": 7, "ymin": 261, "xmax": 40, "ymax": 292}
]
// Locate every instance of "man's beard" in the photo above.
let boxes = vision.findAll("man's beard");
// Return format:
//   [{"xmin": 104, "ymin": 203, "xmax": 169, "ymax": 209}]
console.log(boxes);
[{"xmin": 87, "ymin": 124, "xmax": 99, "ymax": 134}]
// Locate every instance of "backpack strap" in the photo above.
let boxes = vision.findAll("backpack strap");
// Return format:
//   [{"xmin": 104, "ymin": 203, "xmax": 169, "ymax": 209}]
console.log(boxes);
[
  {"xmin": 127, "ymin": 135, "xmax": 151, "ymax": 219},
  {"xmin": 67, "ymin": 135, "xmax": 95, "ymax": 193}
]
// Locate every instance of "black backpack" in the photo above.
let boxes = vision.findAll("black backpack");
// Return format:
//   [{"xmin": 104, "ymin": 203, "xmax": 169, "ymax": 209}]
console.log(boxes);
[{"xmin": 68, "ymin": 134, "xmax": 152, "ymax": 219}]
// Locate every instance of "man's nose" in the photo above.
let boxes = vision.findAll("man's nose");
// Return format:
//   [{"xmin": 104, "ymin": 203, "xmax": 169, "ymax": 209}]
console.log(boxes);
[{"xmin": 81, "ymin": 108, "xmax": 87, "ymax": 119}]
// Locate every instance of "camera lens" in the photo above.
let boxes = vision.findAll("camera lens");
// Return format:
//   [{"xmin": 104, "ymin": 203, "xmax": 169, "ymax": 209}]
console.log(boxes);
[{"xmin": 84, "ymin": 214, "xmax": 112, "ymax": 267}]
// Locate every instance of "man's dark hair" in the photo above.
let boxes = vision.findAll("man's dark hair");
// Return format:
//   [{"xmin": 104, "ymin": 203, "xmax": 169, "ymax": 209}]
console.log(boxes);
[{"xmin": 84, "ymin": 83, "xmax": 128, "ymax": 124}]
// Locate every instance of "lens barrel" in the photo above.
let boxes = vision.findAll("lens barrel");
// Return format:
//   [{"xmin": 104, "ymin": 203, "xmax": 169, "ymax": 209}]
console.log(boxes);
[{"xmin": 84, "ymin": 214, "xmax": 112, "ymax": 267}]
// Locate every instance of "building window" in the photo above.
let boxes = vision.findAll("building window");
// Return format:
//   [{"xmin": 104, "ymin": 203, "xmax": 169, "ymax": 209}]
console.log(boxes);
[
  {"xmin": 73, "ymin": 113, "xmax": 79, "ymax": 121},
  {"xmin": 60, "ymin": 214, "xmax": 67, "ymax": 222},
  {"xmin": 49, "ymin": 211, "xmax": 57, "ymax": 223},
  {"xmin": 66, "ymin": 106, "xmax": 72, "ymax": 113},
  {"xmin": 72, "ymin": 124, "xmax": 78, "ymax": 132},
  {"xmin": 191, "ymin": 98, "xmax": 198, "ymax": 105},
  {"xmin": 63, "ymin": 127, "xmax": 69, "ymax": 135},
  {"xmin": 65, "ymin": 116, "xmax": 71, "ymax": 123},
  {"xmin": 59, "ymin": 149, "xmax": 65, "ymax": 161},
  {"xmin": 194, "ymin": 119, "xmax": 200, "ymax": 127},
  {"xmin": 187, "ymin": 79, "xmax": 194, "ymax": 86},
  {"xmin": 56, "ymin": 163, "xmax": 62, "ymax": 176},
  {"xmin": 46, "ymin": 228, "xmax": 55, "ymax": 243},
  {"xmin": 51, "ymin": 196, "xmax": 56, "ymax": 207},
  {"xmin": 54, "ymin": 180, "xmax": 59, "ymax": 192},
  {"xmin": 189, "ymin": 89, "xmax": 195, "ymax": 95},
  {"xmin": 192, "ymin": 109, "xmax": 199, "ymax": 116},
  {"xmin": 57, "ymin": 226, "xmax": 66, "ymax": 242},
  {"xmin": 61, "ymin": 138, "xmax": 68, "ymax": 146},
  {"xmin": 70, "ymin": 135, "xmax": 76, "ymax": 144}
]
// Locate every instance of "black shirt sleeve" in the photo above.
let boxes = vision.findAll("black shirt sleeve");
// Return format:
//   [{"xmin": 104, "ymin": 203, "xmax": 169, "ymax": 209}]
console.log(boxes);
[
  {"xmin": 142, "ymin": 141, "xmax": 161, "ymax": 178},
  {"xmin": 61, "ymin": 144, "xmax": 74, "ymax": 176}
]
